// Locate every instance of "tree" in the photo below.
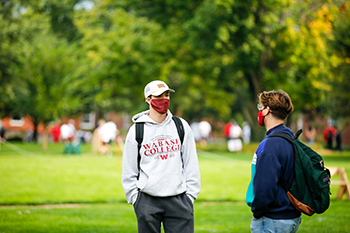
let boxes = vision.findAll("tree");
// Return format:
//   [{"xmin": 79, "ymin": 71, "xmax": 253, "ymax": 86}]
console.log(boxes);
[
  {"xmin": 326, "ymin": 2, "xmax": 350, "ymax": 120},
  {"xmin": 114, "ymin": 0, "xmax": 343, "ymax": 140},
  {"xmin": 10, "ymin": 24, "xmax": 82, "ymax": 147},
  {"xmin": 0, "ymin": 0, "xmax": 29, "ymax": 117},
  {"xmin": 0, "ymin": 0, "xmax": 84, "ymax": 118},
  {"xmin": 75, "ymin": 0, "xmax": 177, "ymax": 116},
  {"xmin": 3, "ymin": 0, "xmax": 347, "ymax": 144}
]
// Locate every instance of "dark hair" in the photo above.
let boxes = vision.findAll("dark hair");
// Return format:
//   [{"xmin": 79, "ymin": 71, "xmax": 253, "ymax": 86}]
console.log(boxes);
[{"xmin": 258, "ymin": 90, "xmax": 293, "ymax": 120}]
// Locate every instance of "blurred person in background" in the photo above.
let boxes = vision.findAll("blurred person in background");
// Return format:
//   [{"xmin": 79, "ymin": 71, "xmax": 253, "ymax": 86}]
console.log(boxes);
[
  {"xmin": 323, "ymin": 125, "xmax": 336, "ymax": 150},
  {"xmin": 242, "ymin": 122, "xmax": 251, "ymax": 145},
  {"xmin": 0, "ymin": 121, "xmax": 5, "ymax": 149},
  {"xmin": 98, "ymin": 120, "xmax": 118, "ymax": 155},
  {"xmin": 0, "ymin": 121, "xmax": 5, "ymax": 139},
  {"xmin": 304, "ymin": 126, "xmax": 316, "ymax": 145},
  {"xmin": 227, "ymin": 121, "xmax": 243, "ymax": 152},
  {"xmin": 51, "ymin": 120, "xmax": 61, "ymax": 143},
  {"xmin": 61, "ymin": 119, "xmax": 76, "ymax": 154},
  {"xmin": 198, "ymin": 119, "xmax": 211, "ymax": 146},
  {"xmin": 335, "ymin": 126, "xmax": 342, "ymax": 151},
  {"xmin": 224, "ymin": 121, "xmax": 233, "ymax": 141},
  {"xmin": 190, "ymin": 121, "xmax": 202, "ymax": 143}
]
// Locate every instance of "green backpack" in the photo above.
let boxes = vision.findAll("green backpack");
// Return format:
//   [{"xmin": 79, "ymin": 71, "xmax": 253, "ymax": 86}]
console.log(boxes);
[{"xmin": 269, "ymin": 129, "xmax": 331, "ymax": 216}]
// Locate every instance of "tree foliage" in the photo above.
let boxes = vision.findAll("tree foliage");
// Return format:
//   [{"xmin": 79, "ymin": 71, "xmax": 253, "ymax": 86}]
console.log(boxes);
[
  {"xmin": 10, "ymin": 32, "xmax": 81, "ymax": 141},
  {"xmin": 1, "ymin": 0, "xmax": 349, "ymax": 142},
  {"xmin": 326, "ymin": 2, "xmax": 350, "ymax": 120},
  {"xmin": 114, "ymin": 0, "xmax": 347, "ymax": 139},
  {"xmin": 75, "ymin": 0, "xmax": 180, "ymax": 115}
]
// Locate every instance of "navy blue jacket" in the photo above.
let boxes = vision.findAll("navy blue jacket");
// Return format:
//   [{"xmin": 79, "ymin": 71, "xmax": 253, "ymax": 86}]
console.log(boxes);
[{"xmin": 251, "ymin": 124, "xmax": 301, "ymax": 219}]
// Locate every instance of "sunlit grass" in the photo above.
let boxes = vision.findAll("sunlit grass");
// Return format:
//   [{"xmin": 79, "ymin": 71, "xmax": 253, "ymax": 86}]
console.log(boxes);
[{"xmin": 0, "ymin": 142, "xmax": 350, "ymax": 232}]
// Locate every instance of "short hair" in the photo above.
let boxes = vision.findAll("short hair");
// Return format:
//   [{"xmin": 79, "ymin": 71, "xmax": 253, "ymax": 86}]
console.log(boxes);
[{"xmin": 258, "ymin": 90, "xmax": 294, "ymax": 120}]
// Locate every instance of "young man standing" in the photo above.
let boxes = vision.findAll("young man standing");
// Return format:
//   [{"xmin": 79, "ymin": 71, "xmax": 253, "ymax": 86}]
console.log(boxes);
[
  {"xmin": 246, "ymin": 90, "xmax": 301, "ymax": 233},
  {"xmin": 122, "ymin": 80, "xmax": 201, "ymax": 233}
]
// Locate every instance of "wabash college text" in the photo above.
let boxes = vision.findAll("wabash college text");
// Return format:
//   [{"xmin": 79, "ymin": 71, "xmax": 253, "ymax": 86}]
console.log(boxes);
[{"xmin": 142, "ymin": 137, "xmax": 180, "ymax": 160}]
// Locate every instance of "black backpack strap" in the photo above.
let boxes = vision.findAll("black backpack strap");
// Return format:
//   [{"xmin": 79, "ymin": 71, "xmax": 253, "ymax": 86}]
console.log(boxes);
[
  {"xmin": 172, "ymin": 116, "xmax": 184, "ymax": 145},
  {"xmin": 295, "ymin": 129, "xmax": 303, "ymax": 140},
  {"xmin": 172, "ymin": 115, "xmax": 185, "ymax": 167},
  {"xmin": 135, "ymin": 122, "xmax": 144, "ymax": 179}
]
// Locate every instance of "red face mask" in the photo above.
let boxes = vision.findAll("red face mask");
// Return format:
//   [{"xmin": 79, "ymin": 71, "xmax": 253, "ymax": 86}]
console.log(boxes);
[
  {"xmin": 257, "ymin": 110, "xmax": 265, "ymax": 126},
  {"xmin": 151, "ymin": 99, "xmax": 170, "ymax": 114}
]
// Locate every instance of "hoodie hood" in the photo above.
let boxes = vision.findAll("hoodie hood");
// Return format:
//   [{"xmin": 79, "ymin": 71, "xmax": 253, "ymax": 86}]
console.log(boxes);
[{"xmin": 132, "ymin": 110, "xmax": 173, "ymax": 124}]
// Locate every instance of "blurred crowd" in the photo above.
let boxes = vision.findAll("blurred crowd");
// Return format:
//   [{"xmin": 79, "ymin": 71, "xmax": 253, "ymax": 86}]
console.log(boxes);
[{"xmin": 49, "ymin": 118, "xmax": 119, "ymax": 155}]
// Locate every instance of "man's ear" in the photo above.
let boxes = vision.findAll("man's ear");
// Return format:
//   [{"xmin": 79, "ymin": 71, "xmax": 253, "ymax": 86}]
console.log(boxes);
[
  {"xmin": 145, "ymin": 97, "xmax": 151, "ymax": 104},
  {"xmin": 266, "ymin": 106, "xmax": 272, "ymax": 114}
]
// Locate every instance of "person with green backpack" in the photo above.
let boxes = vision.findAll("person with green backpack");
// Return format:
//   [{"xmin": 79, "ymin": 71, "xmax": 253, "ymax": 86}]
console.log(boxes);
[{"xmin": 246, "ymin": 90, "xmax": 302, "ymax": 232}]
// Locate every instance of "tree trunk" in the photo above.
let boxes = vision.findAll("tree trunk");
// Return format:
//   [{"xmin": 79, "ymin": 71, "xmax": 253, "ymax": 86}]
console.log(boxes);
[
  {"xmin": 32, "ymin": 118, "xmax": 38, "ymax": 142},
  {"xmin": 42, "ymin": 126, "xmax": 49, "ymax": 150}
]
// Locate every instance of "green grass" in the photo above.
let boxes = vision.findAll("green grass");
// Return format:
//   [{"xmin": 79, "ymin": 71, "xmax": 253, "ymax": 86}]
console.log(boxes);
[
  {"xmin": 0, "ymin": 154, "xmax": 121, "ymax": 204},
  {"xmin": 1, "ymin": 142, "xmax": 350, "ymax": 232},
  {"xmin": 1, "ymin": 201, "xmax": 350, "ymax": 232},
  {"xmin": 0, "ymin": 203, "xmax": 137, "ymax": 233}
]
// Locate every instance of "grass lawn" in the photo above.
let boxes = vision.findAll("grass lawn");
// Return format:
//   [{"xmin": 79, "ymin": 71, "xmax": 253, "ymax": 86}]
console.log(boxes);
[
  {"xmin": 1, "ymin": 201, "xmax": 350, "ymax": 232},
  {"xmin": 1, "ymin": 142, "xmax": 350, "ymax": 232}
]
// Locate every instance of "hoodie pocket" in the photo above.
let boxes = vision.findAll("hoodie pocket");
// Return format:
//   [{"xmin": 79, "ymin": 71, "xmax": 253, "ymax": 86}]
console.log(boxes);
[
  {"xmin": 132, "ymin": 191, "xmax": 141, "ymax": 207},
  {"xmin": 141, "ymin": 173, "xmax": 185, "ymax": 196}
]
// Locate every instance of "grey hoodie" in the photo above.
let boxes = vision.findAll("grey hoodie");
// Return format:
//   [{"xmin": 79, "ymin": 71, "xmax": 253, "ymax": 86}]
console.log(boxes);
[{"xmin": 121, "ymin": 110, "xmax": 201, "ymax": 205}]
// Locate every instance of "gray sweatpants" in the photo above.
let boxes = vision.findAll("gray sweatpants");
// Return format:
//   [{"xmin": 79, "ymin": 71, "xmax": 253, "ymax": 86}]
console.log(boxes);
[{"xmin": 133, "ymin": 192, "xmax": 194, "ymax": 233}]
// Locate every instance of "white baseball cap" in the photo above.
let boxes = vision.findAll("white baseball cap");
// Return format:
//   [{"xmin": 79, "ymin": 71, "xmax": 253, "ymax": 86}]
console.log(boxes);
[{"xmin": 144, "ymin": 80, "xmax": 175, "ymax": 98}]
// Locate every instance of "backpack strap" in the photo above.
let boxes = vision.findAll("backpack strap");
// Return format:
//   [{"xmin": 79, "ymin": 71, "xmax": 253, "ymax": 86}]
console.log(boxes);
[
  {"xmin": 268, "ymin": 130, "xmax": 303, "ymax": 153},
  {"xmin": 172, "ymin": 116, "xmax": 185, "ymax": 145},
  {"xmin": 268, "ymin": 132, "xmax": 294, "ymax": 144},
  {"xmin": 268, "ymin": 132, "xmax": 297, "ymax": 163},
  {"xmin": 135, "ymin": 122, "xmax": 144, "ymax": 179},
  {"xmin": 268, "ymin": 131, "xmax": 300, "ymax": 188},
  {"xmin": 295, "ymin": 129, "xmax": 303, "ymax": 140},
  {"xmin": 135, "ymin": 116, "xmax": 185, "ymax": 179},
  {"xmin": 172, "ymin": 116, "xmax": 185, "ymax": 167}
]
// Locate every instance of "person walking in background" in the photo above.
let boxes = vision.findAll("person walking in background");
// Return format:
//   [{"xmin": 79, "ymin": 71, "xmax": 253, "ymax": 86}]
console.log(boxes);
[
  {"xmin": 60, "ymin": 122, "xmax": 73, "ymax": 142},
  {"xmin": 227, "ymin": 121, "xmax": 243, "ymax": 152},
  {"xmin": 198, "ymin": 119, "xmax": 211, "ymax": 146},
  {"xmin": 323, "ymin": 125, "xmax": 336, "ymax": 150},
  {"xmin": 98, "ymin": 120, "xmax": 118, "ymax": 155},
  {"xmin": 0, "ymin": 121, "xmax": 5, "ymax": 139},
  {"xmin": 51, "ymin": 121, "xmax": 61, "ymax": 143},
  {"xmin": 61, "ymin": 119, "xmax": 76, "ymax": 154},
  {"xmin": 246, "ymin": 90, "xmax": 301, "ymax": 233},
  {"xmin": 0, "ymin": 121, "xmax": 5, "ymax": 150},
  {"xmin": 122, "ymin": 80, "xmax": 201, "ymax": 233},
  {"xmin": 92, "ymin": 119, "xmax": 106, "ymax": 152},
  {"xmin": 67, "ymin": 119, "xmax": 76, "ymax": 141},
  {"xmin": 304, "ymin": 126, "xmax": 316, "ymax": 145},
  {"xmin": 224, "ymin": 122, "xmax": 233, "ymax": 141},
  {"xmin": 242, "ymin": 122, "xmax": 251, "ymax": 145},
  {"xmin": 335, "ymin": 126, "xmax": 342, "ymax": 151},
  {"xmin": 190, "ymin": 121, "xmax": 202, "ymax": 143}
]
